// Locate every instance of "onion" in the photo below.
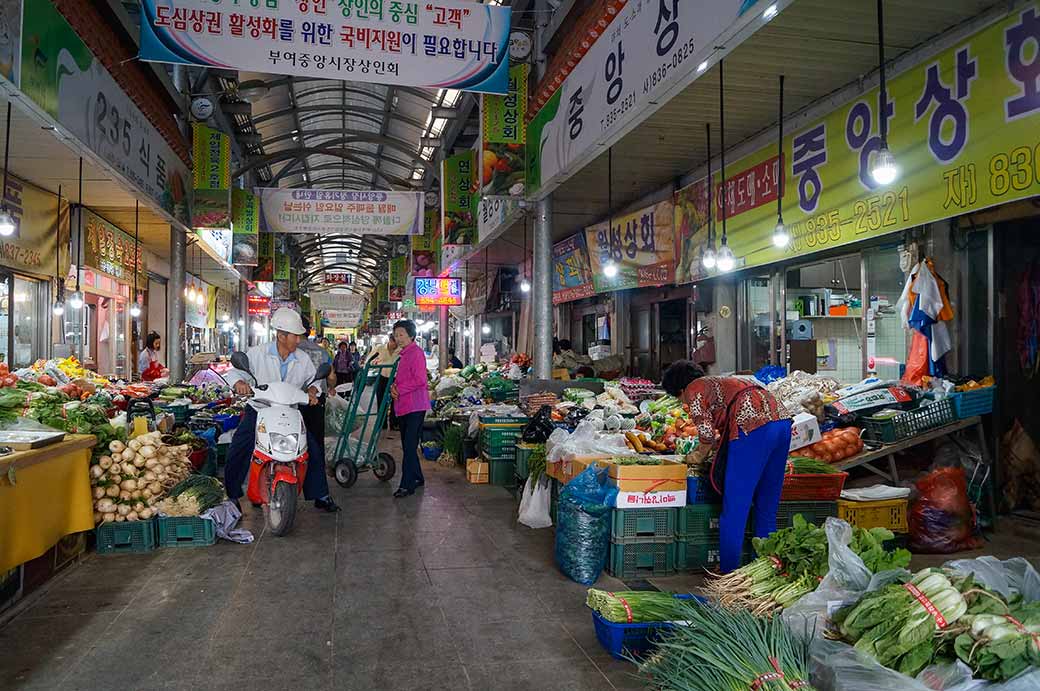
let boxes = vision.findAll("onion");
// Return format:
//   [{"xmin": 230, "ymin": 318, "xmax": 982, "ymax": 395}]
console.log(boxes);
[
  {"xmin": 128, "ymin": 439, "xmax": 142, "ymax": 451},
  {"xmin": 115, "ymin": 515, "xmax": 125, "ymax": 522},
  {"xmin": 98, "ymin": 455, "xmax": 114, "ymax": 469},
  {"xmin": 90, "ymin": 465, "xmax": 105, "ymax": 479},
  {"xmin": 105, "ymin": 485, "xmax": 120, "ymax": 498},
  {"xmin": 139, "ymin": 445, "xmax": 156, "ymax": 459},
  {"xmin": 126, "ymin": 511, "xmax": 139, "ymax": 521},
  {"xmin": 102, "ymin": 512, "xmax": 116, "ymax": 523},
  {"xmin": 109, "ymin": 440, "xmax": 126, "ymax": 454}
]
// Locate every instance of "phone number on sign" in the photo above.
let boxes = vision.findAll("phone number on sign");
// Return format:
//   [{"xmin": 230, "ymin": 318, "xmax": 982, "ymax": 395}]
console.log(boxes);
[
  {"xmin": 642, "ymin": 38, "xmax": 696, "ymax": 96},
  {"xmin": 788, "ymin": 186, "xmax": 910, "ymax": 252},
  {"xmin": 600, "ymin": 90, "xmax": 637, "ymax": 131}
]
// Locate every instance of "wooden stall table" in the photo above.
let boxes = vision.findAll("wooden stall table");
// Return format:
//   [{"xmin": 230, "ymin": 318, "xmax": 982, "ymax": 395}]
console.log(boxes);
[{"xmin": 0, "ymin": 435, "xmax": 96, "ymax": 575}]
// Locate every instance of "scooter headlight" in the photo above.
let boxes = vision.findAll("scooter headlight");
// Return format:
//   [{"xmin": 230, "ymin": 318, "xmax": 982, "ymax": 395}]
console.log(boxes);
[{"xmin": 269, "ymin": 432, "xmax": 299, "ymax": 455}]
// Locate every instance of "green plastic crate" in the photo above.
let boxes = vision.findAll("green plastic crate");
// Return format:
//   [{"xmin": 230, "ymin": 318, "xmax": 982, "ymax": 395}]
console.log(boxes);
[
  {"xmin": 775, "ymin": 501, "xmax": 838, "ymax": 530},
  {"xmin": 861, "ymin": 397, "xmax": 955, "ymax": 444},
  {"xmin": 611, "ymin": 508, "xmax": 678, "ymax": 543},
  {"xmin": 96, "ymin": 519, "xmax": 157, "ymax": 555},
  {"xmin": 157, "ymin": 516, "xmax": 216, "ymax": 548},
  {"xmin": 515, "ymin": 443, "xmax": 543, "ymax": 479},
  {"xmin": 480, "ymin": 429, "xmax": 524, "ymax": 456},
  {"xmin": 608, "ymin": 540, "xmax": 676, "ymax": 579},
  {"xmin": 675, "ymin": 539, "xmax": 752, "ymax": 571},
  {"xmin": 676, "ymin": 504, "xmax": 737, "ymax": 540},
  {"xmin": 486, "ymin": 457, "xmax": 516, "ymax": 487},
  {"xmin": 478, "ymin": 415, "xmax": 527, "ymax": 425}
]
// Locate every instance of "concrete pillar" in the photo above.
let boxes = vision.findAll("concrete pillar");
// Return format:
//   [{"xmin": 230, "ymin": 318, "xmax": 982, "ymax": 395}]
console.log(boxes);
[
  {"xmin": 532, "ymin": 196, "xmax": 553, "ymax": 380},
  {"xmin": 712, "ymin": 281, "xmax": 738, "ymax": 374},
  {"xmin": 438, "ymin": 305, "xmax": 449, "ymax": 372},
  {"xmin": 168, "ymin": 227, "xmax": 186, "ymax": 382}
]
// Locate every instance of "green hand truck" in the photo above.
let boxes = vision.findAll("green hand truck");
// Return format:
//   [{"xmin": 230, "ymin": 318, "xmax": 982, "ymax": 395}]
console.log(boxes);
[{"xmin": 331, "ymin": 360, "xmax": 399, "ymax": 488}]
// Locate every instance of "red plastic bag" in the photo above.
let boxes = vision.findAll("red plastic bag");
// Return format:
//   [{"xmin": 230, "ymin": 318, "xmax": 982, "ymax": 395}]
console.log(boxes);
[
  {"xmin": 141, "ymin": 361, "xmax": 164, "ymax": 382},
  {"xmin": 909, "ymin": 466, "xmax": 983, "ymax": 553},
  {"xmin": 901, "ymin": 331, "xmax": 930, "ymax": 386}
]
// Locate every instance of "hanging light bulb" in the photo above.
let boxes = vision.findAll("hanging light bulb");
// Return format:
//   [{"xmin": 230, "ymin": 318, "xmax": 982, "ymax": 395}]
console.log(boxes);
[
  {"xmin": 237, "ymin": 318, "xmax": 245, "ymax": 326},
  {"xmin": 870, "ymin": 146, "xmax": 898, "ymax": 185},
  {"xmin": 520, "ymin": 278, "xmax": 531, "ymax": 293},
  {"xmin": 52, "ymin": 299, "xmax": 65, "ymax": 316},
  {"xmin": 716, "ymin": 242, "xmax": 736, "ymax": 272},
  {"xmin": 222, "ymin": 313, "xmax": 230, "ymax": 322},
  {"xmin": 772, "ymin": 218, "xmax": 790, "ymax": 248},
  {"xmin": 481, "ymin": 323, "xmax": 491, "ymax": 335},
  {"xmin": 772, "ymin": 75, "xmax": 790, "ymax": 250},
  {"xmin": 0, "ymin": 105, "xmax": 13, "ymax": 238},
  {"xmin": 196, "ymin": 289, "xmax": 206, "ymax": 306},
  {"xmin": 603, "ymin": 260, "xmax": 619, "ymax": 278},
  {"xmin": 0, "ymin": 208, "xmax": 15, "ymax": 237},
  {"xmin": 67, "ymin": 290, "xmax": 84, "ymax": 310},
  {"xmin": 129, "ymin": 299, "xmax": 142, "ymax": 318},
  {"xmin": 701, "ymin": 245, "xmax": 717, "ymax": 270}
]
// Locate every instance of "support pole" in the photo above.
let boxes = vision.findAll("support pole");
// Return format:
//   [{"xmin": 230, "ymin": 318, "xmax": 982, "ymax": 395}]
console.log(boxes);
[
  {"xmin": 532, "ymin": 195, "xmax": 553, "ymax": 380},
  {"xmin": 168, "ymin": 227, "xmax": 186, "ymax": 382},
  {"xmin": 438, "ymin": 305, "xmax": 449, "ymax": 372}
]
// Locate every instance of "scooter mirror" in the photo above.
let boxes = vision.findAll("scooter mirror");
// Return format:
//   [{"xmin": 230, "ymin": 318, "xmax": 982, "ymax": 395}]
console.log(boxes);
[
  {"xmin": 313, "ymin": 362, "xmax": 332, "ymax": 382},
  {"xmin": 231, "ymin": 351, "xmax": 251, "ymax": 374}
]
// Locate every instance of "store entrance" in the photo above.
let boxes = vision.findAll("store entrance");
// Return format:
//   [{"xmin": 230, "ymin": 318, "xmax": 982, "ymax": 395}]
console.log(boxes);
[
  {"xmin": 0, "ymin": 273, "xmax": 46, "ymax": 369},
  {"xmin": 658, "ymin": 299, "xmax": 688, "ymax": 373}
]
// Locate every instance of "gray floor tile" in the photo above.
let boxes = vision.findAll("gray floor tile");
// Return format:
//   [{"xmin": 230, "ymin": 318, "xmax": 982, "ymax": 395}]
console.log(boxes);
[
  {"xmin": 0, "ymin": 612, "xmax": 117, "ymax": 689},
  {"xmin": 452, "ymin": 619, "xmax": 587, "ymax": 665},
  {"xmin": 334, "ymin": 663, "xmax": 471, "ymax": 691},
  {"xmin": 466, "ymin": 657, "xmax": 615, "ymax": 691}
]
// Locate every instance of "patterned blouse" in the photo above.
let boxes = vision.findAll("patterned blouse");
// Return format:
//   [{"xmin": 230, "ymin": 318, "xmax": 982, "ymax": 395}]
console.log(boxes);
[{"xmin": 681, "ymin": 376, "xmax": 788, "ymax": 452}]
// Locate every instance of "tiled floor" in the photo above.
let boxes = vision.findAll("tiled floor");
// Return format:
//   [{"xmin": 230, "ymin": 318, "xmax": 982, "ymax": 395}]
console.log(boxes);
[{"xmin": 3, "ymin": 438, "xmax": 1039, "ymax": 690}]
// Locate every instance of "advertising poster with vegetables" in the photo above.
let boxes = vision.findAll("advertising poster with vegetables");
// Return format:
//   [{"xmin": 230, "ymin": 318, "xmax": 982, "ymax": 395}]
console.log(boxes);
[
  {"xmin": 412, "ymin": 209, "xmax": 440, "ymax": 277},
  {"xmin": 481, "ymin": 63, "xmax": 528, "ymax": 197},
  {"xmin": 675, "ymin": 4, "xmax": 1040, "ymax": 274},
  {"xmin": 585, "ymin": 200, "xmax": 675, "ymax": 293},
  {"xmin": 673, "ymin": 179, "xmax": 710, "ymax": 285},
  {"xmin": 441, "ymin": 151, "xmax": 477, "ymax": 245},
  {"xmin": 191, "ymin": 123, "xmax": 231, "ymax": 229},
  {"xmin": 552, "ymin": 233, "xmax": 595, "ymax": 304},
  {"xmin": 231, "ymin": 189, "xmax": 259, "ymax": 266},
  {"xmin": 254, "ymin": 233, "xmax": 275, "ymax": 281}
]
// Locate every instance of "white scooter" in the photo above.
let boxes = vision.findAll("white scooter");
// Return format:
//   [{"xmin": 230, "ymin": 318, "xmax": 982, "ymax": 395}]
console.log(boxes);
[{"xmin": 230, "ymin": 352, "xmax": 332, "ymax": 536}]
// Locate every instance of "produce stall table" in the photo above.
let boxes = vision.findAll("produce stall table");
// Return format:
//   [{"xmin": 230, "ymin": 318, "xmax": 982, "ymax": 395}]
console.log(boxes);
[{"xmin": 0, "ymin": 435, "xmax": 96, "ymax": 574}]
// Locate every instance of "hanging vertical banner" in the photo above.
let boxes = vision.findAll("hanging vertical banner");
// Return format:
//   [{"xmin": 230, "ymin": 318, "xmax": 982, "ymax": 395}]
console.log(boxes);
[
  {"xmin": 191, "ymin": 123, "xmax": 231, "ymax": 229},
  {"xmin": 480, "ymin": 63, "xmax": 528, "ymax": 198},
  {"xmin": 185, "ymin": 277, "xmax": 210, "ymax": 328},
  {"xmin": 388, "ymin": 256, "xmax": 407, "ymax": 301},
  {"xmin": 255, "ymin": 233, "xmax": 274, "ymax": 281},
  {"xmin": 441, "ymin": 151, "xmax": 477, "ymax": 245},
  {"xmin": 585, "ymin": 200, "xmax": 675, "ymax": 293},
  {"xmin": 196, "ymin": 228, "xmax": 232, "ymax": 263},
  {"xmin": 377, "ymin": 280, "xmax": 389, "ymax": 304},
  {"xmin": 232, "ymin": 188, "xmax": 260, "ymax": 266},
  {"xmin": 274, "ymin": 253, "xmax": 290, "ymax": 281},
  {"xmin": 552, "ymin": 233, "xmax": 595, "ymax": 304},
  {"xmin": 412, "ymin": 209, "xmax": 439, "ymax": 277}
]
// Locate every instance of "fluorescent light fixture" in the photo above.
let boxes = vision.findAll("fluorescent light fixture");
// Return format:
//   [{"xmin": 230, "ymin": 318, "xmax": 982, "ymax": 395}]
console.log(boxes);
[
  {"xmin": 762, "ymin": 3, "xmax": 778, "ymax": 20},
  {"xmin": 696, "ymin": 61, "xmax": 709, "ymax": 74}
]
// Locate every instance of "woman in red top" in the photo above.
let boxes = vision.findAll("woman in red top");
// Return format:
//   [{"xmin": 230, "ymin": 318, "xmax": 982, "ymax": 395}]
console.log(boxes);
[{"xmin": 662, "ymin": 361, "xmax": 791, "ymax": 573}]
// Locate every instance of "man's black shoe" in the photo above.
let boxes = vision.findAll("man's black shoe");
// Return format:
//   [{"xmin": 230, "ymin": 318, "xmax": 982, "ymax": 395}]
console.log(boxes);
[
  {"xmin": 314, "ymin": 497, "xmax": 341, "ymax": 512},
  {"xmin": 393, "ymin": 488, "xmax": 414, "ymax": 498}
]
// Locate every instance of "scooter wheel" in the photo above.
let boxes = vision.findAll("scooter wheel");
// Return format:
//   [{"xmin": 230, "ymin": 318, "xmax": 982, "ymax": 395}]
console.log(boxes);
[
  {"xmin": 373, "ymin": 453, "xmax": 396, "ymax": 482},
  {"xmin": 334, "ymin": 459, "xmax": 359, "ymax": 488},
  {"xmin": 268, "ymin": 482, "xmax": 297, "ymax": 537}
]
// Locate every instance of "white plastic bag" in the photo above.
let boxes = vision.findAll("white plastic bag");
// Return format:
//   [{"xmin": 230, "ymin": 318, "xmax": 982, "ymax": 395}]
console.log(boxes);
[
  {"xmin": 545, "ymin": 419, "xmax": 630, "ymax": 463},
  {"xmin": 518, "ymin": 475, "xmax": 553, "ymax": 529},
  {"xmin": 326, "ymin": 393, "xmax": 349, "ymax": 438}
]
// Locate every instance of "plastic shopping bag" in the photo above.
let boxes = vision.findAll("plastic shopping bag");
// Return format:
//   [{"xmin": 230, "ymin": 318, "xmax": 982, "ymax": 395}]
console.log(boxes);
[
  {"xmin": 554, "ymin": 466, "xmax": 618, "ymax": 585},
  {"xmin": 325, "ymin": 393, "xmax": 349, "ymax": 438},
  {"xmin": 518, "ymin": 474, "xmax": 553, "ymax": 529},
  {"xmin": 909, "ymin": 466, "xmax": 983, "ymax": 553}
]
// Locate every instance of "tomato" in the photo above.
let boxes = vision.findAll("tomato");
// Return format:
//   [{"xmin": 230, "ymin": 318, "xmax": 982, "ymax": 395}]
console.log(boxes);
[{"xmin": 494, "ymin": 159, "xmax": 511, "ymax": 173}]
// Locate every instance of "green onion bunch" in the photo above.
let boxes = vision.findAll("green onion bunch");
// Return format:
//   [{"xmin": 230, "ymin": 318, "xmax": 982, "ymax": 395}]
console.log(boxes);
[{"xmin": 586, "ymin": 589, "xmax": 690, "ymax": 623}]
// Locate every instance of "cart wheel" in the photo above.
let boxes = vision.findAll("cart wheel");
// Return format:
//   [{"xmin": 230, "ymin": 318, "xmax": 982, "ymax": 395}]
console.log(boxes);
[
  {"xmin": 373, "ymin": 453, "xmax": 396, "ymax": 482},
  {"xmin": 334, "ymin": 459, "xmax": 358, "ymax": 488}
]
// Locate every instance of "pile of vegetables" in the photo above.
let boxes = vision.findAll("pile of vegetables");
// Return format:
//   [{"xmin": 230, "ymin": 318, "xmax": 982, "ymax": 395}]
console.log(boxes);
[
  {"xmin": 89, "ymin": 431, "xmax": 198, "ymax": 524},
  {"xmin": 611, "ymin": 456, "xmax": 665, "ymax": 466},
  {"xmin": 526, "ymin": 443, "xmax": 547, "ymax": 480},
  {"xmin": 155, "ymin": 474, "xmax": 225, "ymax": 517},
  {"xmin": 703, "ymin": 516, "xmax": 911, "ymax": 615},
  {"xmin": 951, "ymin": 600, "xmax": 1040, "ymax": 681},
  {"xmin": 586, "ymin": 588, "xmax": 689, "ymax": 623},
  {"xmin": 786, "ymin": 457, "xmax": 842, "ymax": 475},
  {"xmin": 794, "ymin": 427, "xmax": 863, "ymax": 464},
  {"xmin": 638, "ymin": 599, "xmax": 814, "ymax": 690}
]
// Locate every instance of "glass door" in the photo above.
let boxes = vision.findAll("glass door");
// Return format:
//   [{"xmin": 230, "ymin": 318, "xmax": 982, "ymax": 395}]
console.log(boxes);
[
  {"xmin": 631, "ymin": 305, "xmax": 653, "ymax": 378},
  {"xmin": 740, "ymin": 275, "xmax": 774, "ymax": 371},
  {"xmin": 0, "ymin": 274, "xmax": 8, "ymax": 366},
  {"xmin": 12, "ymin": 276, "xmax": 44, "ymax": 368}
]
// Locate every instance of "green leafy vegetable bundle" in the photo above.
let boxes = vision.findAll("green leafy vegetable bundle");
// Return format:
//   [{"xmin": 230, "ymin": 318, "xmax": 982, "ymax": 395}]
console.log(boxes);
[
  {"xmin": 586, "ymin": 589, "xmax": 689, "ymax": 623},
  {"xmin": 953, "ymin": 601, "xmax": 1040, "ymax": 681}
]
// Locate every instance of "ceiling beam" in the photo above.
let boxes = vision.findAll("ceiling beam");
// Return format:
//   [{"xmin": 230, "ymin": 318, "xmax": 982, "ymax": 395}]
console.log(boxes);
[
  {"xmin": 371, "ymin": 87, "xmax": 398, "ymax": 187},
  {"xmin": 287, "ymin": 77, "xmax": 312, "ymax": 185},
  {"xmin": 254, "ymin": 130, "xmax": 431, "ymax": 171},
  {"xmin": 251, "ymin": 104, "xmax": 427, "ymax": 131}
]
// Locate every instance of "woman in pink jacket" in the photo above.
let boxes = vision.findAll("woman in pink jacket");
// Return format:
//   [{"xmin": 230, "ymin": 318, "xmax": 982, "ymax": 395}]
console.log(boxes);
[{"xmin": 390, "ymin": 319, "xmax": 432, "ymax": 498}]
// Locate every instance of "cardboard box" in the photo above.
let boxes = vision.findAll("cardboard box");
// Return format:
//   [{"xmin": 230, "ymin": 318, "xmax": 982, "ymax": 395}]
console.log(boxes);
[
  {"xmin": 607, "ymin": 458, "xmax": 687, "ymax": 493},
  {"xmin": 789, "ymin": 412, "xmax": 821, "ymax": 452},
  {"xmin": 615, "ymin": 489, "xmax": 687, "ymax": 509},
  {"xmin": 466, "ymin": 458, "xmax": 488, "ymax": 484},
  {"xmin": 569, "ymin": 456, "xmax": 612, "ymax": 481}
]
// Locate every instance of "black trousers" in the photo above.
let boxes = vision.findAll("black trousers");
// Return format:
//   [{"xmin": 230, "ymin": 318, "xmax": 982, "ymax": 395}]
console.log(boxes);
[
  {"xmin": 374, "ymin": 375, "xmax": 398, "ymax": 430},
  {"xmin": 398, "ymin": 410, "xmax": 426, "ymax": 491}
]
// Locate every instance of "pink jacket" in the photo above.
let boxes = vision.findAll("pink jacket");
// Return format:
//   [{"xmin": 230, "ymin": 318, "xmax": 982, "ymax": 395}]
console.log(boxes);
[{"xmin": 393, "ymin": 342, "xmax": 431, "ymax": 416}]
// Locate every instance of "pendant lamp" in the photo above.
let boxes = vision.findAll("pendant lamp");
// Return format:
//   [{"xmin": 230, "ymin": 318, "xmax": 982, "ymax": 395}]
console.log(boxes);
[
  {"xmin": 67, "ymin": 159, "xmax": 85, "ymax": 310},
  {"xmin": 772, "ymin": 74, "xmax": 790, "ymax": 248},
  {"xmin": 716, "ymin": 59, "xmax": 735, "ymax": 273},
  {"xmin": 869, "ymin": 0, "xmax": 898, "ymax": 185},
  {"xmin": 701, "ymin": 123, "xmax": 717, "ymax": 270}
]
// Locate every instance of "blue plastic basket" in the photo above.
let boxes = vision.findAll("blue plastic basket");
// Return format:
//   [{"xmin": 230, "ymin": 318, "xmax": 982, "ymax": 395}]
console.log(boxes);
[
  {"xmin": 591, "ymin": 594, "xmax": 704, "ymax": 660},
  {"xmin": 950, "ymin": 388, "xmax": 994, "ymax": 419},
  {"xmin": 422, "ymin": 446, "xmax": 442, "ymax": 461},
  {"xmin": 686, "ymin": 476, "xmax": 720, "ymax": 504},
  {"xmin": 212, "ymin": 413, "xmax": 239, "ymax": 432}
]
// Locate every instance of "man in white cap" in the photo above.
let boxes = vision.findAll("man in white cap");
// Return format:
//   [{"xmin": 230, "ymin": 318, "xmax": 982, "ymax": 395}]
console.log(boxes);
[{"xmin": 224, "ymin": 307, "xmax": 340, "ymax": 513}]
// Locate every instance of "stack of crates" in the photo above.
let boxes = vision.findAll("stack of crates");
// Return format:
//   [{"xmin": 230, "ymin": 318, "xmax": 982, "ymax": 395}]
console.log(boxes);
[
  {"xmin": 836, "ymin": 498, "xmax": 909, "ymax": 549},
  {"xmin": 607, "ymin": 508, "xmax": 677, "ymax": 579},
  {"xmin": 478, "ymin": 416, "xmax": 527, "ymax": 488}
]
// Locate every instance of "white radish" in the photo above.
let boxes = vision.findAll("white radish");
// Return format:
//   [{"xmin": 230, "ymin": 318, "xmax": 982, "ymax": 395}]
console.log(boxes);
[
  {"xmin": 115, "ymin": 515, "xmax": 125, "ymax": 522},
  {"xmin": 126, "ymin": 511, "xmax": 139, "ymax": 521},
  {"xmin": 133, "ymin": 456, "xmax": 147, "ymax": 468},
  {"xmin": 116, "ymin": 504, "xmax": 131, "ymax": 516},
  {"xmin": 109, "ymin": 440, "xmax": 126, "ymax": 454},
  {"xmin": 98, "ymin": 455, "xmax": 114, "ymax": 469},
  {"xmin": 92, "ymin": 487, "xmax": 106, "ymax": 499},
  {"xmin": 128, "ymin": 438, "xmax": 142, "ymax": 451},
  {"xmin": 96, "ymin": 498, "xmax": 116, "ymax": 513},
  {"xmin": 143, "ymin": 470, "xmax": 157, "ymax": 482},
  {"xmin": 105, "ymin": 485, "xmax": 120, "ymax": 498},
  {"xmin": 133, "ymin": 501, "xmax": 145, "ymax": 513},
  {"xmin": 141, "ymin": 488, "xmax": 153, "ymax": 499},
  {"xmin": 121, "ymin": 449, "xmax": 137, "ymax": 463},
  {"xmin": 149, "ymin": 482, "xmax": 162, "ymax": 494},
  {"xmin": 90, "ymin": 465, "xmax": 105, "ymax": 479},
  {"xmin": 120, "ymin": 479, "xmax": 138, "ymax": 491},
  {"xmin": 102, "ymin": 512, "xmax": 116, "ymax": 523},
  {"xmin": 139, "ymin": 508, "xmax": 154, "ymax": 520},
  {"xmin": 139, "ymin": 445, "xmax": 156, "ymax": 459},
  {"xmin": 119, "ymin": 490, "xmax": 132, "ymax": 501}
]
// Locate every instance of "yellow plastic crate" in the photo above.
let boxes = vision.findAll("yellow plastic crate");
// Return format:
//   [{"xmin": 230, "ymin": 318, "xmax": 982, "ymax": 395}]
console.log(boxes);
[{"xmin": 837, "ymin": 498, "xmax": 908, "ymax": 533}]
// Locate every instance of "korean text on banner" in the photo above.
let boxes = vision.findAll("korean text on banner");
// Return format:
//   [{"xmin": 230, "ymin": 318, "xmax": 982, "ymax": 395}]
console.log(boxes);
[
  {"xmin": 412, "ymin": 209, "xmax": 439, "ymax": 277},
  {"xmin": 481, "ymin": 63, "xmax": 528, "ymax": 197},
  {"xmin": 585, "ymin": 200, "xmax": 675, "ymax": 293},
  {"xmin": 388, "ymin": 256, "xmax": 407, "ymax": 301},
  {"xmin": 0, "ymin": 171, "xmax": 70, "ymax": 277},
  {"xmin": 20, "ymin": 1, "xmax": 190, "ymax": 226},
  {"xmin": 258, "ymin": 188, "xmax": 421, "ymax": 235},
  {"xmin": 192, "ymin": 123, "xmax": 231, "ymax": 230},
  {"xmin": 525, "ymin": 0, "xmax": 755, "ymax": 196},
  {"xmin": 232, "ymin": 189, "xmax": 260, "ymax": 266},
  {"xmin": 552, "ymin": 233, "xmax": 595, "ymax": 304},
  {"xmin": 83, "ymin": 210, "xmax": 145, "ymax": 282},
  {"xmin": 311, "ymin": 292, "xmax": 365, "ymax": 311},
  {"xmin": 139, "ymin": 0, "xmax": 511, "ymax": 95},
  {"xmin": 441, "ymin": 151, "xmax": 477, "ymax": 245},
  {"xmin": 325, "ymin": 272, "xmax": 352, "ymax": 285}
]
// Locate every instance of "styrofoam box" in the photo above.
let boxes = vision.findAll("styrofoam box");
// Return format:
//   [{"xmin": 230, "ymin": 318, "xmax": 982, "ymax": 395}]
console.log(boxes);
[{"xmin": 789, "ymin": 412, "xmax": 821, "ymax": 452}]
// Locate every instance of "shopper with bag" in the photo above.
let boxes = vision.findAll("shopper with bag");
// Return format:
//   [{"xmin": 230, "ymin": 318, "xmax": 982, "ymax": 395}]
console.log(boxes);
[
  {"xmin": 662, "ymin": 361, "xmax": 791, "ymax": 573},
  {"xmin": 137, "ymin": 332, "xmax": 167, "ymax": 381}
]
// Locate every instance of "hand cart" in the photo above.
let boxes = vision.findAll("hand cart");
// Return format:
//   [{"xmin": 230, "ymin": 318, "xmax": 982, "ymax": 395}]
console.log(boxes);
[{"xmin": 331, "ymin": 360, "xmax": 399, "ymax": 488}]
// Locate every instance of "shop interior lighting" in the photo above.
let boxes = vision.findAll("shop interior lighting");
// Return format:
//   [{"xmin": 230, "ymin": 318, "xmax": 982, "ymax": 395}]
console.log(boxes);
[
  {"xmin": 68, "ymin": 158, "xmax": 85, "ymax": 310},
  {"xmin": 519, "ymin": 218, "xmax": 531, "ymax": 292},
  {"xmin": 772, "ymin": 74, "xmax": 790, "ymax": 249},
  {"xmin": 696, "ymin": 61, "xmax": 709, "ymax": 74},
  {"xmin": 129, "ymin": 201, "xmax": 142, "ymax": 318},
  {"xmin": 603, "ymin": 147, "xmax": 620, "ymax": 279},
  {"xmin": 762, "ymin": 3, "xmax": 778, "ymax": 21},
  {"xmin": 869, "ymin": 0, "xmax": 898, "ymax": 186},
  {"xmin": 716, "ymin": 59, "xmax": 735, "ymax": 273},
  {"xmin": 0, "ymin": 103, "xmax": 14, "ymax": 237},
  {"xmin": 481, "ymin": 323, "xmax": 491, "ymax": 335},
  {"xmin": 237, "ymin": 318, "xmax": 245, "ymax": 326},
  {"xmin": 701, "ymin": 123, "xmax": 717, "ymax": 270},
  {"xmin": 52, "ymin": 184, "xmax": 64, "ymax": 316}
]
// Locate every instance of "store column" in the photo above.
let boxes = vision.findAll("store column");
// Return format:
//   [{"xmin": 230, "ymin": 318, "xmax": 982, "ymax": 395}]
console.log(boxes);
[
  {"xmin": 532, "ymin": 196, "xmax": 553, "ymax": 380},
  {"xmin": 438, "ymin": 305, "xmax": 449, "ymax": 372},
  {"xmin": 168, "ymin": 227, "xmax": 186, "ymax": 382}
]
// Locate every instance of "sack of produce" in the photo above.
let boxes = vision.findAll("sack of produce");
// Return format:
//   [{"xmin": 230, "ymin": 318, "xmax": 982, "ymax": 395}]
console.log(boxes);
[
  {"xmin": 910, "ymin": 467, "xmax": 983, "ymax": 554},
  {"xmin": 554, "ymin": 465, "xmax": 617, "ymax": 585}
]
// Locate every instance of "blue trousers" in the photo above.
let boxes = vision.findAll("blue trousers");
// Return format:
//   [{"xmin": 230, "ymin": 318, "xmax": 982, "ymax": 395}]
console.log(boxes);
[
  {"xmin": 224, "ymin": 406, "xmax": 329, "ymax": 501},
  {"xmin": 398, "ymin": 410, "xmax": 426, "ymax": 491},
  {"xmin": 719, "ymin": 419, "xmax": 793, "ymax": 573}
]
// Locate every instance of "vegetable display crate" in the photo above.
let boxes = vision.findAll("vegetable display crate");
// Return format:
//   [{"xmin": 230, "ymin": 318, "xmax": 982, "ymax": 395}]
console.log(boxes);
[
  {"xmin": 775, "ymin": 501, "xmax": 838, "ymax": 530},
  {"xmin": 675, "ymin": 540, "xmax": 752, "ymax": 571},
  {"xmin": 610, "ymin": 508, "xmax": 678, "ymax": 543},
  {"xmin": 157, "ymin": 516, "xmax": 216, "ymax": 548},
  {"xmin": 780, "ymin": 472, "xmax": 848, "ymax": 501},
  {"xmin": 608, "ymin": 540, "xmax": 676, "ymax": 579},
  {"xmin": 157, "ymin": 402, "xmax": 189, "ymax": 423},
  {"xmin": 836, "ymin": 498, "xmax": 909, "ymax": 533},
  {"xmin": 686, "ymin": 476, "xmax": 721, "ymax": 504},
  {"xmin": 675, "ymin": 504, "xmax": 751, "ymax": 540},
  {"xmin": 482, "ymin": 456, "xmax": 516, "ymax": 487},
  {"xmin": 478, "ymin": 415, "xmax": 528, "ymax": 426},
  {"xmin": 490, "ymin": 387, "xmax": 519, "ymax": 403},
  {"xmin": 591, "ymin": 594, "xmax": 701, "ymax": 660},
  {"xmin": 950, "ymin": 387, "xmax": 995, "ymax": 419},
  {"xmin": 861, "ymin": 397, "xmax": 955, "ymax": 444},
  {"xmin": 515, "ymin": 443, "xmax": 543, "ymax": 479},
  {"xmin": 480, "ymin": 429, "xmax": 524, "ymax": 456},
  {"xmin": 96, "ymin": 519, "xmax": 157, "ymax": 555}
]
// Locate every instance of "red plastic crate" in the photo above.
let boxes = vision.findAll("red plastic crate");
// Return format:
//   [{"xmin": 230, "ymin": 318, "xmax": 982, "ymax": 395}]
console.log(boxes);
[{"xmin": 780, "ymin": 472, "xmax": 848, "ymax": 501}]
